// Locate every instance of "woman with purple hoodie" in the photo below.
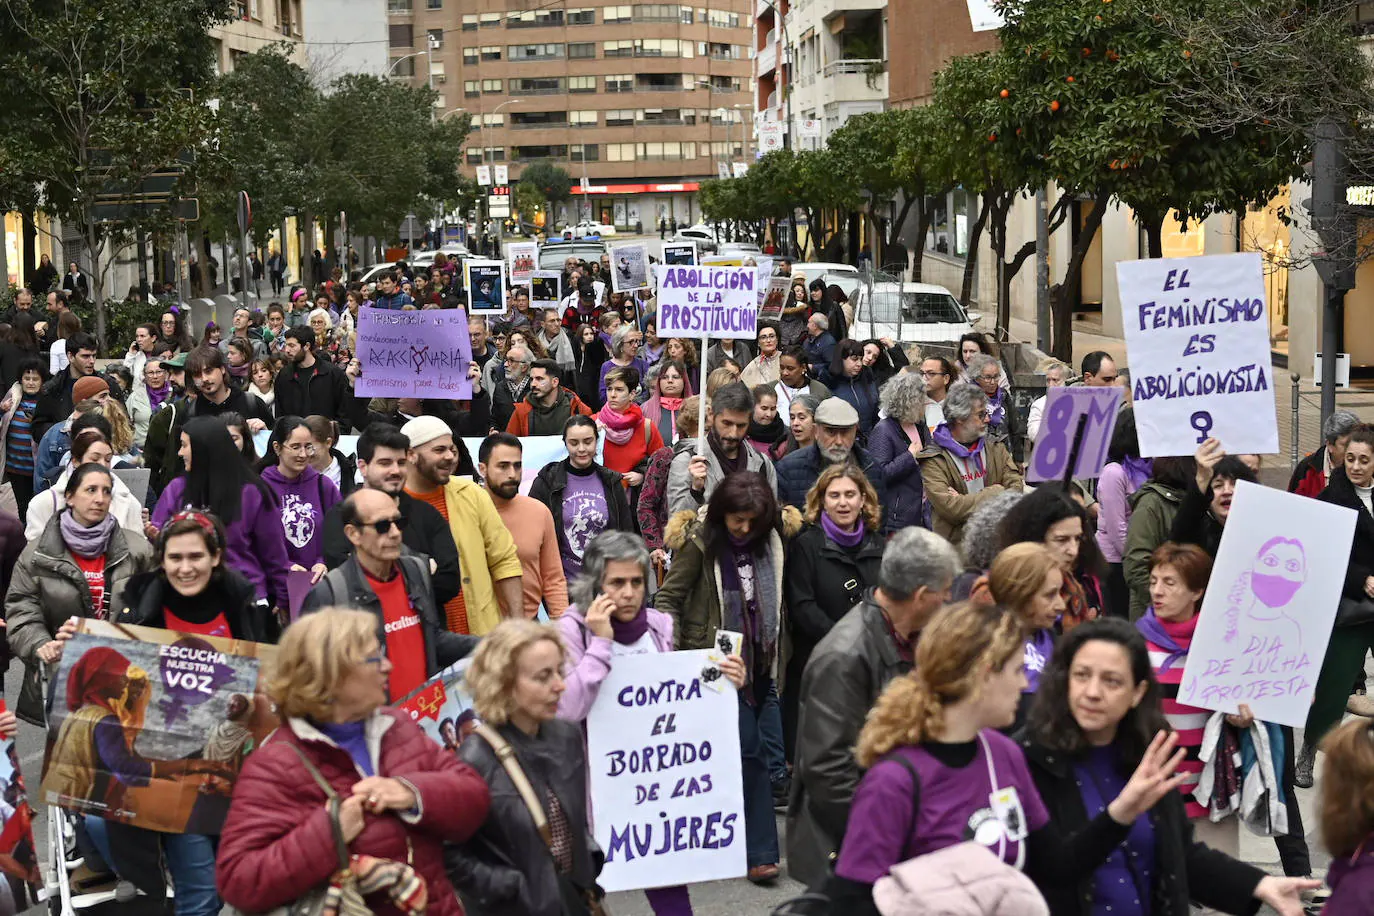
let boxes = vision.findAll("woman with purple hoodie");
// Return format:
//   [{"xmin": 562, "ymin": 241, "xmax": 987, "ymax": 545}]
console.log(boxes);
[
  {"xmin": 257, "ymin": 415, "xmax": 341, "ymax": 584},
  {"xmin": 150, "ymin": 416, "xmax": 292, "ymax": 619},
  {"xmin": 556, "ymin": 530, "xmax": 744, "ymax": 916}
]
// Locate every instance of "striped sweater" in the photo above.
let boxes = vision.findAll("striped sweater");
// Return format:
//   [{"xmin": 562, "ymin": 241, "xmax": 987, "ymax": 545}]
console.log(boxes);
[{"xmin": 1142, "ymin": 612, "xmax": 1210, "ymax": 819}]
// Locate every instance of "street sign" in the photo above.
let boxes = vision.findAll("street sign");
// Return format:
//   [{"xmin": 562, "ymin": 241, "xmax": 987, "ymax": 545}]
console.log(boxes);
[
  {"xmin": 236, "ymin": 191, "xmax": 252, "ymax": 234},
  {"xmin": 92, "ymin": 198, "xmax": 199, "ymax": 222},
  {"xmin": 494, "ymin": 164, "xmax": 509, "ymax": 185},
  {"xmin": 488, "ymin": 185, "xmax": 511, "ymax": 217},
  {"xmin": 732, "ymin": 162, "xmax": 749, "ymax": 178},
  {"xmin": 799, "ymin": 118, "xmax": 821, "ymax": 138},
  {"xmin": 759, "ymin": 123, "xmax": 784, "ymax": 153},
  {"xmin": 476, "ymin": 165, "xmax": 492, "ymax": 186}
]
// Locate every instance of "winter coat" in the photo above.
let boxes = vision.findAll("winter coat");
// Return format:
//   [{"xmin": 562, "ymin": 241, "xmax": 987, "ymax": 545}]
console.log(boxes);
[
  {"xmin": 0, "ymin": 382, "xmax": 36, "ymax": 473},
  {"xmin": 706, "ymin": 340, "xmax": 753, "ymax": 372},
  {"xmin": 655, "ymin": 506, "xmax": 801, "ymax": 653},
  {"xmin": 5, "ymin": 517, "xmax": 153, "ymax": 723},
  {"xmin": 118, "ymin": 568, "xmax": 266, "ymax": 642},
  {"xmin": 555, "ymin": 604, "xmax": 675, "ymax": 722},
  {"xmin": 1168, "ymin": 481, "xmax": 1225, "ymax": 559},
  {"xmin": 1287, "ymin": 447, "xmax": 1328, "ymax": 499},
  {"xmin": 1326, "ymin": 843, "xmax": 1374, "ymax": 916},
  {"xmin": 0, "ymin": 510, "xmax": 22, "ymax": 672},
  {"xmin": 528, "ymin": 459, "xmax": 636, "ymax": 561},
  {"xmin": 217, "ymin": 710, "xmax": 489, "ymax": 916},
  {"xmin": 783, "ymin": 521, "xmax": 885, "ymax": 680},
  {"xmin": 1123, "ymin": 480, "xmax": 1186, "ymax": 618},
  {"xmin": 865, "ymin": 416, "xmax": 931, "ymax": 534},
  {"xmin": 1019, "ymin": 738, "xmax": 1265, "ymax": 916},
  {"xmin": 145, "ymin": 388, "xmax": 273, "ymax": 494},
  {"xmin": 446, "ymin": 718, "xmax": 600, "ymax": 916},
  {"xmin": 787, "ymin": 593, "xmax": 913, "ymax": 887},
  {"xmin": 572, "ymin": 338, "xmax": 610, "ymax": 410},
  {"xmin": 874, "ymin": 843, "xmax": 1049, "ymax": 916},
  {"xmin": 636, "ymin": 443, "xmax": 679, "ymax": 552},
  {"xmin": 489, "ymin": 371, "xmax": 530, "ymax": 434},
  {"xmin": 505, "ymin": 387, "xmax": 593, "ymax": 437},
  {"xmin": 272, "ymin": 358, "xmax": 358, "ymax": 432},
  {"xmin": 1319, "ymin": 467, "xmax": 1374, "ymax": 600},
  {"xmin": 666, "ymin": 437, "xmax": 778, "ymax": 515},
  {"xmin": 917, "ymin": 437, "xmax": 1023, "ymax": 544},
  {"xmin": 776, "ymin": 442, "xmax": 887, "ymax": 511},
  {"xmin": 26, "ymin": 464, "xmax": 145, "ymax": 542}
]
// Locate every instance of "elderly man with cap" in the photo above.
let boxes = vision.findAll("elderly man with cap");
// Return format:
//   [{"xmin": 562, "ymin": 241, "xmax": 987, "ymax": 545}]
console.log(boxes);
[
  {"xmin": 916, "ymin": 381, "xmax": 1022, "ymax": 544},
  {"xmin": 776, "ymin": 397, "xmax": 886, "ymax": 510},
  {"xmin": 400, "ymin": 414, "xmax": 523, "ymax": 636}
]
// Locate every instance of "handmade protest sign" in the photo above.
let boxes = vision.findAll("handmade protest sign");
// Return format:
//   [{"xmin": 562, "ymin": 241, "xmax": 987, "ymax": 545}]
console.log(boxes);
[
  {"xmin": 530, "ymin": 271, "xmax": 562, "ymax": 309},
  {"xmin": 1116, "ymin": 252, "xmax": 1278, "ymax": 457},
  {"xmin": 1178, "ymin": 482, "xmax": 1355, "ymax": 727},
  {"xmin": 653, "ymin": 266, "xmax": 757, "ymax": 339},
  {"xmin": 397, "ymin": 660, "xmax": 478, "ymax": 753},
  {"xmin": 465, "ymin": 259, "xmax": 507, "ymax": 315},
  {"xmin": 662, "ymin": 241, "xmax": 697, "ymax": 266},
  {"xmin": 355, "ymin": 307, "xmax": 472, "ymax": 400},
  {"xmin": 1026, "ymin": 387, "xmax": 1123, "ymax": 483},
  {"xmin": 610, "ymin": 243, "xmax": 651, "ymax": 293},
  {"xmin": 41, "ymin": 621, "xmax": 279, "ymax": 833},
  {"xmin": 507, "ymin": 242, "xmax": 538, "ymax": 285},
  {"xmin": 0, "ymin": 700, "xmax": 40, "ymax": 915},
  {"xmin": 586, "ymin": 649, "xmax": 746, "ymax": 892}
]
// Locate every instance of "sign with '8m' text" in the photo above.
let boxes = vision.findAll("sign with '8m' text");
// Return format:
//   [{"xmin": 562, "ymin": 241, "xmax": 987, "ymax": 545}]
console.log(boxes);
[
  {"xmin": 1026, "ymin": 387, "xmax": 1122, "ymax": 483},
  {"xmin": 1117, "ymin": 252, "xmax": 1278, "ymax": 458},
  {"xmin": 586, "ymin": 649, "xmax": 745, "ymax": 892}
]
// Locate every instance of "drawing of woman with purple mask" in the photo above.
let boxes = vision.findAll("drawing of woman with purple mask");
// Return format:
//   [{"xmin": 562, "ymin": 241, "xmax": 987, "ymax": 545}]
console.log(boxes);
[{"xmin": 1224, "ymin": 536, "xmax": 1306, "ymax": 654}]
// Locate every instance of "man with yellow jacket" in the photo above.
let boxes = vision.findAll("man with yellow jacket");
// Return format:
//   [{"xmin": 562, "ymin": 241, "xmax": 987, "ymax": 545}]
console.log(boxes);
[{"xmin": 401, "ymin": 415, "xmax": 523, "ymax": 635}]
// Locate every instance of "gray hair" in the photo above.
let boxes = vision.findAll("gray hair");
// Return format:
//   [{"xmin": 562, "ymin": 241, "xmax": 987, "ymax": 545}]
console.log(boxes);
[
  {"xmin": 1039, "ymin": 359, "xmax": 1071, "ymax": 382},
  {"xmin": 1325, "ymin": 409, "xmax": 1360, "ymax": 444},
  {"xmin": 965, "ymin": 353, "xmax": 1000, "ymax": 382},
  {"xmin": 942, "ymin": 382, "xmax": 988, "ymax": 423},
  {"xmin": 611, "ymin": 324, "xmax": 638, "ymax": 359},
  {"xmin": 711, "ymin": 380, "xmax": 753, "ymax": 416},
  {"xmin": 506, "ymin": 345, "xmax": 532, "ymax": 365},
  {"xmin": 789, "ymin": 393, "xmax": 821, "ymax": 417},
  {"xmin": 568, "ymin": 531, "xmax": 651, "ymax": 611},
  {"xmin": 808, "ymin": 312, "xmax": 829, "ymax": 332},
  {"xmin": 879, "ymin": 528, "xmax": 959, "ymax": 600},
  {"xmin": 308, "ymin": 308, "xmax": 334, "ymax": 327},
  {"xmin": 878, "ymin": 372, "xmax": 928, "ymax": 425},
  {"xmin": 961, "ymin": 492, "xmax": 1025, "ymax": 570}
]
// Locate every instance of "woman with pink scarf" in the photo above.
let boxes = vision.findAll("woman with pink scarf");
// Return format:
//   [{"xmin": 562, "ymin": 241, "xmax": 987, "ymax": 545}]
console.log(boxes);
[{"xmin": 598, "ymin": 366, "xmax": 663, "ymax": 502}]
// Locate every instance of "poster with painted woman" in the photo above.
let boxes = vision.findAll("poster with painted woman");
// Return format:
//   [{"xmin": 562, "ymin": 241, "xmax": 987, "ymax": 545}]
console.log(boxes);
[
  {"xmin": 0, "ymin": 701, "xmax": 41, "ymax": 916},
  {"xmin": 1180, "ymin": 481, "xmax": 1356, "ymax": 726}
]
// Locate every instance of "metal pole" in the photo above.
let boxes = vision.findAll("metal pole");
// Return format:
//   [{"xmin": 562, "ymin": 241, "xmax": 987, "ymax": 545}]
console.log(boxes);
[
  {"xmin": 1321, "ymin": 284, "xmax": 1343, "ymax": 425},
  {"xmin": 1035, "ymin": 186, "xmax": 1050, "ymax": 351},
  {"xmin": 1290, "ymin": 371, "xmax": 1301, "ymax": 470}
]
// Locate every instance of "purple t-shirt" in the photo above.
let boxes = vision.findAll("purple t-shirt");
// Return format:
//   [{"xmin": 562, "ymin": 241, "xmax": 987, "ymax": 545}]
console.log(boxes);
[
  {"xmin": 561, "ymin": 469, "xmax": 609, "ymax": 579},
  {"xmin": 836, "ymin": 729, "xmax": 1049, "ymax": 884},
  {"xmin": 1074, "ymin": 745, "xmax": 1154, "ymax": 916},
  {"xmin": 1024, "ymin": 628, "xmax": 1055, "ymax": 694}
]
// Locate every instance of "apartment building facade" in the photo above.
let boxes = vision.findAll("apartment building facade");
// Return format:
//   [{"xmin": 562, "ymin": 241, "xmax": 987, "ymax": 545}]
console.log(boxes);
[{"xmin": 388, "ymin": 0, "xmax": 755, "ymax": 229}]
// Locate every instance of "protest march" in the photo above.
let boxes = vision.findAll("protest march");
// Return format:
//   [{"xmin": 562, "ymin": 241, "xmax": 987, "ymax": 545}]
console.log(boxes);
[{"xmin": 1, "ymin": 241, "xmax": 1370, "ymax": 916}]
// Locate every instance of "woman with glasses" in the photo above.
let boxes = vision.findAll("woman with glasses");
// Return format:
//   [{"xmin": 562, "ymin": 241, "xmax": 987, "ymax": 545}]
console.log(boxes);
[
  {"xmin": 966, "ymin": 352, "xmax": 1016, "ymax": 445},
  {"xmin": 740, "ymin": 322, "xmax": 782, "ymax": 389},
  {"xmin": 597, "ymin": 324, "xmax": 648, "ymax": 405},
  {"xmin": 258, "ymin": 416, "xmax": 342, "ymax": 586},
  {"xmin": 127, "ymin": 358, "xmax": 174, "ymax": 449}
]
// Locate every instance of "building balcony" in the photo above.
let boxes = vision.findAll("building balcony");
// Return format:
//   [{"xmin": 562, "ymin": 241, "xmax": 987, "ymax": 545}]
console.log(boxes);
[
  {"xmin": 757, "ymin": 42, "xmax": 777, "ymax": 74},
  {"xmin": 814, "ymin": 0, "xmax": 887, "ymax": 22},
  {"xmin": 818, "ymin": 60, "xmax": 887, "ymax": 103}
]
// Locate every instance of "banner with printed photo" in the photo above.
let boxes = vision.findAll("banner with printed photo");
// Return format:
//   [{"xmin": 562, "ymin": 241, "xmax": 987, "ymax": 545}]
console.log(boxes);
[
  {"xmin": 507, "ymin": 242, "xmax": 538, "ymax": 286},
  {"xmin": 354, "ymin": 307, "xmax": 473, "ymax": 400},
  {"xmin": 41, "ymin": 621, "xmax": 279, "ymax": 834},
  {"xmin": 396, "ymin": 660, "xmax": 479, "ymax": 753},
  {"xmin": 531, "ymin": 271, "xmax": 562, "ymax": 309},
  {"xmin": 610, "ymin": 244, "xmax": 651, "ymax": 294},
  {"xmin": 465, "ymin": 259, "xmax": 508, "ymax": 315},
  {"xmin": 662, "ymin": 242, "xmax": 697, "ymax": 266},
  {"xmin": 760, "ymin": 276, "xmax": 790, "ymax": 321},
  {"xmin": 0, "ymin": 701, "xmax": 41, "ymax": 916}
]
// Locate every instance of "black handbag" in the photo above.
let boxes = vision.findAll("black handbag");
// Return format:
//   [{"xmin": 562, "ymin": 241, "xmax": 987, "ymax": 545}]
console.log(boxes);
[{"xmin": 1336, "ymin": 596, "xmax": 1374, "ymax": 628}]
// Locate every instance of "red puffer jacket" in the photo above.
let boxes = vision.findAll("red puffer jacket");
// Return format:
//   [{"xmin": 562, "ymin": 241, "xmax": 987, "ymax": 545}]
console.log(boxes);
[{"xmin": 216, "ymin": 709, "xmax": 490, "ymax": 916}]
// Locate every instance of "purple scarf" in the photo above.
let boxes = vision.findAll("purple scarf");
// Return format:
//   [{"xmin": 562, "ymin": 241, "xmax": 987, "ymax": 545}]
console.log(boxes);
[
  {"xmin": 146, "ymin": 381, "xmax": 172, "ymax": 414},
  {"xmin": 610, "ymin": 604, "xmax": 650, "ymax": 645},
  {"xmin": 987, "ymin": 388, "xmax": 1006, "ymax": 427},
  {"xmin": 932, "ymin": 423, "xmax": 987, "ymax": 477},
  {"xmin": 1136, "ymin": 608, "xmax": 1186, "ymax": 672},
  {"xmin": 820, "ymin": 512, "xmax": 865, "ymax": 547},
  {"xmin": 1122, "ymin": 455, "xmax": 1154, "ymax": 491},
  {"xmin": 60, "ymin": 510, "xmax": 119, "ymax": 559}
]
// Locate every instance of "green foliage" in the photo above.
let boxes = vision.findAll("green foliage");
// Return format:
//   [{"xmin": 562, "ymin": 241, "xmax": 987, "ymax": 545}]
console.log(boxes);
[
  {"xmin": 520, "ymin": 162, "xmax": 574, "ymax": 205},
  {"xmin": 71, "ymin": 298, "xmax": 170, "ymax": 357}
]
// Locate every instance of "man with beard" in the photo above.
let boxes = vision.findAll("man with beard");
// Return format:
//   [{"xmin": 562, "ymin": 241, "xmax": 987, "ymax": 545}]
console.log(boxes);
[
  {"xmin": 145, "ymin": 346, "xmax": 273, "ymax": 493},
  {"xmin": 488, "ymin": 343, "xmax": 532, "ymax": 433},
  {"xmin": 505, "ymin": 359, "xmax": 592, "ymax": 436},
  {"xmin": 320, "ymin": 423, "xmax": 460, "ymax": 608},
  {"xmin": 666, "ymin": 381, "xmax": 777, "ymax": 514},
  {"xmin": 273, "ymin": 326, "xmax": 358, "ymax": 430},
  {"xmin": 775, "ymin": 397, "xmax": 886, "ymax": 510},
  {"xmin": 916, "ymin": 381, "xmax": 1021, "ymax": 543},
  {"xmin": 402, "ymin": 415, "xmax": 522, "ymax": 636},
  {"xmin": 478, "ymin": 433, "xmax": 568, "ymax": 618}
]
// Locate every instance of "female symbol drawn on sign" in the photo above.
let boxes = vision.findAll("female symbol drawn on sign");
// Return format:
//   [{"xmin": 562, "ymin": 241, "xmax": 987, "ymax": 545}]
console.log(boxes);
[{"xmin": 1190, "ymin": 411, "xmax": 1213, "ymax": 443}]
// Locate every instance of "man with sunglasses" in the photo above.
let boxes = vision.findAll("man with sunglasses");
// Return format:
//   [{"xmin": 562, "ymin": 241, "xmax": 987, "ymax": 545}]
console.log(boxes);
[{"xmin": 303, "ymin": 488, "xmax": 475, "ymax": 699}]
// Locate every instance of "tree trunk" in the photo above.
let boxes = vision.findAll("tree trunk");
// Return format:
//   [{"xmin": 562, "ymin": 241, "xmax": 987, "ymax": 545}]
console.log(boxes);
[
  {"xmin": 911, "ymin": 208, "xmax": 934, "ymax": 283},
  {"xmin": 1050, "ymin": 197, "xmax": 1107, "ymax": 361},
  {"xmin": 1140, "ymin": 208, "xmax": 1166, "ymax": 259},
  {"xmin": 961, "ymin": 193, "xmax": 992, "ymax": 308},
  {"xmin": 84, "ymin": 220, "xmax": 107, "ymax": 352}
]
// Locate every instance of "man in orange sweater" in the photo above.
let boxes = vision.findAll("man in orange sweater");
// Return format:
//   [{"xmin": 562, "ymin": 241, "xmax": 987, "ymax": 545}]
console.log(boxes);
[
  {"xmin": 505, "ymin": 359, "xmax": 592, "ymax": 437},
  {"xmin": 477, "ymin": 432, "xmax": 569, "ymax": 618}
]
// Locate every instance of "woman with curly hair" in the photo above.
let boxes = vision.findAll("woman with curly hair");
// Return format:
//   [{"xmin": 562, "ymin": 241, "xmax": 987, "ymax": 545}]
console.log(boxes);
[
  {"xmin": 999, "ymin": 484, "xmax": 1104, "ymax": 632},
  {"xmin": 866, "ymin": 372, "xmax": 931, "ymax": 535},
  {"xmin": 307, "ymin": 308, "xmax": 352, "ymax": 367}
]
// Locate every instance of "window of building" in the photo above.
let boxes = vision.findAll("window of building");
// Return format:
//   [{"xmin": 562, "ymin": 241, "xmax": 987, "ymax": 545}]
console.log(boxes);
[
  {"xmin": 466, "ymin": 149, "xmax": 484, "ymax": 164},
  {"xmin": 639, "ymin": 108, "xmax": 682, "ymax": 124},
  {"xmin": 481, "ymin": 45, "xmax": 502, "ymax": 60},
  {"xmin": 605, "ymin": 109, "xmax": 635, "ymax": 126},
  {"xmin": 426, "ymin": 0, "xmax": 442, "ymax": 8},
  {"xmin": 702, "ymin": 41, "xmax": 740, "ymax": 59},
  {"xmin": 509, "ymin": 43, "xmax": 564, "ymax": 60},
  {"xmin": 390, "ymin": 55, "xmax": 416, "ymax": 75},
  {"xmin": 509, "ymin": 9, "xmax": 565, "ymax": 27},
  {"xmin": 709, "ymin": 75, "xmax": 740, "ymax": 91},
  {"xmin": 464, "ymin": 80, "xmax": 480, "ymax": 97},
  {"xmin": 638, "ymin": 141, "xmax": 693, "ymax": 160},
  {"xmin": 606, "ymin": 73, "xmax": 634, "ymax": 92},
  {"xmin": 389, "ymin": 23, "xmax": 413, "ymax": 46},
  {"xmin": 604, "ymin": 5, "xmax": 631, "ymax": 23},
  {"xmin": 514, "ymin": 145, "xmax": 570, "ymax": 159},
  {"xmin": 430, "ymin": 61, "xmax": 446, "ymax": 83},
  {"xmin": 604, "ymin": 39, "xmax": 634, "ymax": 57},
  {"xmin": 462, "ymin": 47, "xmax": 478, "ymax": 64},
  {"xmin": 707, "ymin": 9, "xmax": 740, "ymax": 27},
  {"xmin": 485, "ymin": 147, "xmax": 506, "ymax": 162},
  {"xmin": 480, "ymin": 12, "xmax": 502, "ymax": 26},
  {"xmin": 634, "ymin": 4, "xmax": 691, "ymax": 22},
  {"xmin": 570, "ymin": 110, "xmax": 598, "ymax": 126},
  {"xmin": 568, "ymin": 7, "xmax": 596, "ymax": 24},
  {"xmin": 567, "ymin": 41, "xmax": 596, "ymax": 58},
  {"xmin": 432, "ymin": 93, "xmax": 446, "ymax": 108},
  {"xmin": 636, "ymin": 72, "xmax": 691, "ymax": 90},
  {"xmin": 607, "ymin": 143, "xmax": 637, "ymax": 162},
  {"xmin": 462, "ymin": 13, "xmax": 477, "ymax": 29},
  {"xmin": 387, "ymin": 0, "xmax": 411, "ymax": 12},
  {"xmin": 512, "ymin": 76, "xmax": 564, "ymax": 94},
  {"xmin": 426, "ymin": 28, "xmax": 443, "ymax": 48},
  {"xmin": 569, "ymin": 75, "xmax": 596, "ymax": 92},
  {"xmin": 482, "ymin": 78, "xmax": 503, "ymax": 92},
  {"xmin": 514, "ymin": 111, "xmax": 569, "ymax": 128},
  {"xmin": 641, "ymin": 38, "xmax": 689, "ymax": 57},
  {"xmin": 710, "ymin": 140, "xmax": 743, "ymax": 157},
  {"xmin": 571, "ymin": 143, "xmax": 600, "ymax": 161},
  {"xmin": 481, "ymin": 113, "xmax": 504, "ymax": 126}
]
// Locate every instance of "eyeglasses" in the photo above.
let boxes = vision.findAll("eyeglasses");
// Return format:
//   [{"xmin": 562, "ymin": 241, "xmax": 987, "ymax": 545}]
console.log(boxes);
[
  {"xmin": 357, "ymin": 516, "xmax": 408, "ymax": 535},
  {"xmin": 281, "ymin": 442, "xmax": 317, "ymax": 454},
  {"xmin": 919, "ymin": 370, "xmax": 947, "ymax": 378},
  {"xmin": 363, "ymin": 654, "xmax": 386, "ymax": 667},
  {"xmin": 978, "ymin": 373, "xmax": 1001, "ymax": 382}
]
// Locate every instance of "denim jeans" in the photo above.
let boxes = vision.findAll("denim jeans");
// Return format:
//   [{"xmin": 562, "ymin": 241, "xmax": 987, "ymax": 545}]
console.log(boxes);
[
  {"xmin": 84, "ymin": 817, "xmax": 221, "ymax": 916},
  {"xmin": 759, "ymin": 683, "xmax": 788, "ymax": 786},
  {"xmin": 738, "ymin": 686, "xmax": 781, "ymax": 866}
]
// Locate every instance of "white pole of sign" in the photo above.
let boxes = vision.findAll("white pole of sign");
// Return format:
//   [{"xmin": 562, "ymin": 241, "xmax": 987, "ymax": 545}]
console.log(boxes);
[{"xmin": 697, "ymin": 331, "xmax": 710, "ymax": 456}]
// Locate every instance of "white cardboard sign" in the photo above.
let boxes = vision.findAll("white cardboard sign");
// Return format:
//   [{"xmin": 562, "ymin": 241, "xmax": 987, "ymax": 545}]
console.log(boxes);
[
  {"xmin": 653, "ymin": 265, "xmax": 758, "ymax": 339},
  {"xmin": 1116, "ymin": 252, "xmax": 1278, "ymax": 458},
  {"xmin": 586, "ymin": 650, "xmax": 746, "ymax": 892},
  {"xmin": 1179, "ymin": 481, "xmax": 1356, "ymax": 727}
]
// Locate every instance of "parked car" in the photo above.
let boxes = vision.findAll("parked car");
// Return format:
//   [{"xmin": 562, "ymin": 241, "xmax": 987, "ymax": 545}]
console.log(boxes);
[
  {"xmin": 849, "ymin": 281, "xmax": 981, "ymax": 344},
  {"xmin": 671, "ymin": 225, "xmax": 718, "ymax": 254},
  {"xmin": 718, "ymin": 242, "xmax": 763, "ymax": 258},
  {"xmin": 555, "ymin": 220, "xmax": 617, "ymax": 239},
  {"xmin": 539, "ymin": 240, "xmax": 610, "ymax": 271}
]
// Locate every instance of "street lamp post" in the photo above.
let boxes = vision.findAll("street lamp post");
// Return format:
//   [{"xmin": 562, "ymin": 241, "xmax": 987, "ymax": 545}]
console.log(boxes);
[
  {"xmin": 387, "ymin": 36, "xmax": 439, "ymax": 123},
  {"xmin": 479, "ymin": 99, "xmax": 522, "ymax": 253}
]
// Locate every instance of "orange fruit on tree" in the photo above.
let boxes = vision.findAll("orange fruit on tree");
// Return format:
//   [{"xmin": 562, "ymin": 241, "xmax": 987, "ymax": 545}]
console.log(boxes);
[
  {"xmin": 1000, "ymin": 89, "xmax": 1010, "ymax": 98},
  {"xmin": 1050, "ymin": 100, "xmax": 1061, "ymax": 112},
  {"xmin": 1067, "ymin": 76, "xmax": 1075, "ymax": 82}
]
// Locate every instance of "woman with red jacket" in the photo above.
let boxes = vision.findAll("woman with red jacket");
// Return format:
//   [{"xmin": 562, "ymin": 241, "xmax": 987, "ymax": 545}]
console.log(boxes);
[{"xmin": 216, "ymin": 609, "xmax": 490, "ymax": 916}]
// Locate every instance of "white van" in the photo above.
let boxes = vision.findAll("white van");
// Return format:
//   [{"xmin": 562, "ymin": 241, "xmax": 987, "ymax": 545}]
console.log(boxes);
[{"xmin": 849, "ymin": 281, "xmax": 982, "ymax": 344}]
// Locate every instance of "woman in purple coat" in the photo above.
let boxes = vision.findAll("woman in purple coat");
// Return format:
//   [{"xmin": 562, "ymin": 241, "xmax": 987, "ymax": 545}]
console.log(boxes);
[
  {"xmin": 557, "ymin": 530, "xmax": 744, "ymax": 916},
  {"xmin": 865, "ymin": 372, "xmax": 930, "ymax": 535}
]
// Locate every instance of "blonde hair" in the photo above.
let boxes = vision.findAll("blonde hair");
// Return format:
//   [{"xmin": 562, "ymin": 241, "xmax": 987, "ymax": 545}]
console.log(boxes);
[
  {"xmin": 465, "ymin": 620, "xmax": 566, "ymax": 726},
  {"xmin": 706, "ymin": 366, "xmax": 739, "ymax": 398},
  {"xmin": 1321, "ymin": 719, "xmax": 1374, "ymax": 857},
  {"xmin": 855, "ymin": 602, "xmax": 1024, "ymax": 768},
  {"xmin": 804, "ymin": 462, "xmax": 881, "ymax": 531},
  {"xmin": 99, "ymin": 399, "xmax": 135, "ymax": 455},
  {"xmin": 988, "ymin": 542, "xmax": 1060, "ymax": 623},
  {"xmin": 675, "ymin": 395, "xmax": 701, "ymax": 439},
  {"xmin": 269, "ymin": 608, "xmax": 379, "ymax": 720}
]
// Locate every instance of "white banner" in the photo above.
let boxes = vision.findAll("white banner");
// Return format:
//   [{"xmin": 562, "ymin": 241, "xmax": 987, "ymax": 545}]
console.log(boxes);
[
  {"xmin": 587, "ymin": 650, "xmax": 746, "ymax": 892},
  {"xmin": 759, "ymin": 124, "xmax": 784, "ymax": 153},
  {"xmin": 731, "ymin": 162, "xmax": 749, "ymax": 178},
  {"xmin": 798, "ymin": 118, "xmax": 821, "ymax": 138},
  {"xmin": 1179, "ymin": 482, "xmax": 1355, "ymax": 727},
  {"xmin": 653, "ymin": 266, "xmax": 758, "ymax": 339},
  {"xmin": 475, "ymin": 165, "xmax": 492, "ymax": 187},
  {"xmin": 493, "ymin": 165, "xmax": 509, "ymax": 185},
  {"xmin": 1116, "ymin": 252, "xmax": 1278, "ymax": 457}
]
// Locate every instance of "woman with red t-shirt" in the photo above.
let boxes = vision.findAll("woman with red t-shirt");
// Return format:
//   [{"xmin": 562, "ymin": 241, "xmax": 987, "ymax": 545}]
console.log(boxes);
[{"xmin": 119, "ymin": 510, "xmax": 269, "ymax": 642}]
